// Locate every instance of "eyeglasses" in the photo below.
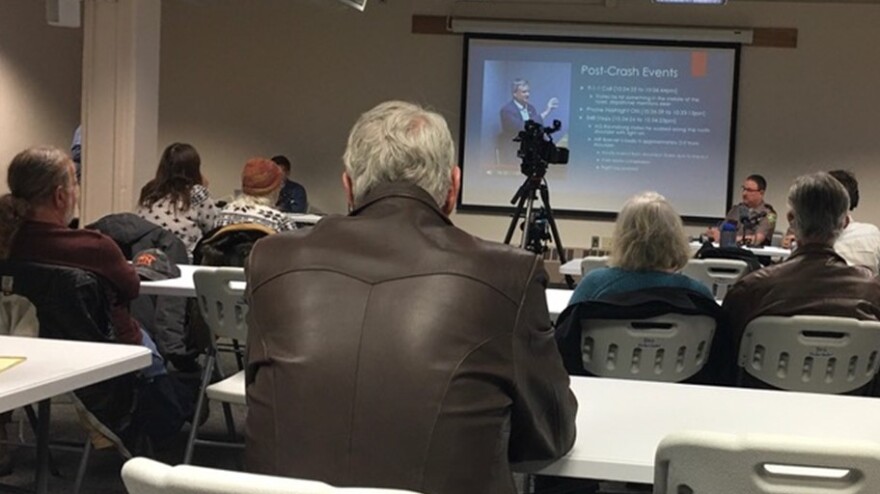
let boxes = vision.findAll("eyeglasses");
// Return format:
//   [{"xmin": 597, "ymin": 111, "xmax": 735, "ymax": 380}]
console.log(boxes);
[{"xmin": 741, "ymin": 186, "xmax": 762, "ymax": 193}]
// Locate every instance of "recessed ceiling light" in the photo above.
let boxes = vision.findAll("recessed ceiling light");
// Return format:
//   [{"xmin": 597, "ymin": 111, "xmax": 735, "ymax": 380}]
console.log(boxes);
[
  {"xmin": 338, "ymin": 0, "xmax": 367, "ymax": 11},
  {"xmin": 653, "ymin": 0, "xmax": 726, "ymax": 4}
]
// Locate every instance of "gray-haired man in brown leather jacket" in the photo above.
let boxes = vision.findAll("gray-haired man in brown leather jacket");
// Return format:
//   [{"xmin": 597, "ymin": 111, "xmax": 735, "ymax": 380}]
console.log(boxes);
[
  {"xmin": 722, "ymin": 172, "xmax": 880, "ymax": 386},
  {"xmin": 243, "ymin": 101, "xmax": 577, "ymax": 493}
]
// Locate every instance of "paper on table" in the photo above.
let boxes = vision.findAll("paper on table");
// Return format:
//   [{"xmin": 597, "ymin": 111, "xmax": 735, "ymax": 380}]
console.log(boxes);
[{"xmin": 0, "ymin": 356, "xmax": 26, "ymax": 374}]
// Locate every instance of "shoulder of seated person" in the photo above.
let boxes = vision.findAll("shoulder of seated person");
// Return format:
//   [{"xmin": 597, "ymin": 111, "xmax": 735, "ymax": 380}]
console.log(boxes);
[
  {"xmin": 583, "ymin": 266, "xmax": 616, "ymax": 278},
  {"xmin": 76, "ymin": 226, "xmax": 115, "ymax": 242},
  {"xmin": 741, "ymin": 262, "xmax": 789, "ymax": 285}
]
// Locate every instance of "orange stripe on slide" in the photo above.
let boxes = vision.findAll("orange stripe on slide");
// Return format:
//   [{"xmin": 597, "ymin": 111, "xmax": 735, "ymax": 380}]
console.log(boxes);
[{"xmin": 691, "ymin": 51, "xmax": 708, "ymax": 77}]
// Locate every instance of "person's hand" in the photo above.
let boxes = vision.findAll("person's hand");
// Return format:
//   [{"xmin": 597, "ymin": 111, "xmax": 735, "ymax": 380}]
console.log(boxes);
[
  {"xmin": 742, "ymin": 234, "xmax": 756, "ymax": 246},
  {"xmin": 706, "ymin": 227, "xmax": 720, "ymax": 243},
  {"xmin": 781, "ymin": 233, "xmax": 796, "ymax": 249},
  {"xmin": 545, "ymin": 97, "xmax": 559, "ymax": 113}
]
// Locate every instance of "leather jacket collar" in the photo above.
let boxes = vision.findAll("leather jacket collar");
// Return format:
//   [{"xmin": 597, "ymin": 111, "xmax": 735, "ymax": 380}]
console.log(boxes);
[
  {"xmin": 350, "ymin": 182, "xmax": 453, "ymax": 226},
  {"xmin": 789, "ymin": 242, "xmax": 847, "ymax": 263}
]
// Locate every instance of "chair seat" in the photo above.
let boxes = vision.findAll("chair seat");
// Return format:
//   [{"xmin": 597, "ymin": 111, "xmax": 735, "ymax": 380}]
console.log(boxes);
[
  {"xmin": 122, "ymin": 457, "xmax": 427, "ymax": 493},
  {"xmin": 205, "ymin": 370, "xmax": 246, "ymax": 405}
]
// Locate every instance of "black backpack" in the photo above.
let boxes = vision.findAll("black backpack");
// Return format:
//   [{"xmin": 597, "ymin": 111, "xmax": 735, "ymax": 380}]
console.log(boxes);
[{"xmin": 694, "ymin": 241, "xmax": 763, "ymax": 272}]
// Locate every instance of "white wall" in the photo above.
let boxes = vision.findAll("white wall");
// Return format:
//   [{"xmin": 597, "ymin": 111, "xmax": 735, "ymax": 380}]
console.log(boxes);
[
  {"xmin": 158, "ymin": 0, "xmax": 880, "ymax": 247},
  {"xmin": 0, "ymin": 0, "xmax": 82, "ymax": 194}
]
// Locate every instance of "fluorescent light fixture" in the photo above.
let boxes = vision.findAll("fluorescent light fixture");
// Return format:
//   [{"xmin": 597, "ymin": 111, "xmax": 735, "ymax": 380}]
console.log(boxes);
[
  {"xmin": 763, "ymin": 464, "xmax": 851, "ymax": 479},
  {"xmin": 654, "ymin": 0, "xmax": 726, "ymax": 4},
  {"xmin": 450, "ymin": 18, "xmax": 752, "ymax": 44},
  {"xmin": 338, "ymin": 0, "xmax": 367, "ymax": 11}
]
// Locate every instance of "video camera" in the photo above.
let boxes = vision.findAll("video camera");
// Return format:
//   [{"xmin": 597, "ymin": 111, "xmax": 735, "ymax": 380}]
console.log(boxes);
[{"xmin": 515, "ymin": 119, "xmax": 569, "ymax": 178}]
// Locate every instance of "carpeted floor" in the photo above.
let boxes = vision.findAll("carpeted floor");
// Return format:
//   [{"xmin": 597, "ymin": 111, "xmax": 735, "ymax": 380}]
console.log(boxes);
[{"xmin": 0, "ymin": 356, "xmax": 246, "ymax": 494}]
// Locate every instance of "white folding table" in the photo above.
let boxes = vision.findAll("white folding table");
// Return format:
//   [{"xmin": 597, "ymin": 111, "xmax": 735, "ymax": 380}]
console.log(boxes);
[
  {"xmin": 0, "ymin": 336, "xmax": 150, "ymax": 494},
  {"xmin": 536, "ymin": 376, "xmax": 880, "ymax": 482},
  {"xmin": 560, "ymin": 243, "xmax": 793, "ymax": 276},
  {"xmin": 142, "ymin": 269, "xmax": 880, "ymax": 485},
  {"xmin": 141, "ymin": 265, "xmax": 573, "ymax": 321}
]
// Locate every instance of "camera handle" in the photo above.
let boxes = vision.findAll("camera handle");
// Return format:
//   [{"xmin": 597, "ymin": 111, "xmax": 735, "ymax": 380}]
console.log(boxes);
[{"xmin": 503, "ymin": 174, "xmax": 575, "ymax": 289}]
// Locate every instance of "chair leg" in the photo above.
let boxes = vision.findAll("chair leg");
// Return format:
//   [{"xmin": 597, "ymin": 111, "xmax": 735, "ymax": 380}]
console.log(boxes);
[
  {"xmin": 34, "ymin": 400, "xmax": 51, "ymax": 494},
  {"xmin": 72, "ymin": 439, "xmax": 92, "ymax": 494},
  {"xmin": 143, "ymin": 435, "xmax": 155, "ymax": 458},
  {"xmin": 221, "ymin": 403, "xmax": 236, "ymax": 441},
  {"xmin": 522, "ymin": 473, "xmax": 533, "ymax": 494},
  {"xmin": 184, "ymin": 353, "xmax": 216, "ymax": 464},
  {"xmin": 232, "ymin": 339, "xmax": 244, "ymax": 371},
  {"xmin": 24, "ymin": 406, "xmax": 61, "ymax": 477},
  {"xmin": 133, "ymin": 431, "xmax": 155, "ymax": 458}
]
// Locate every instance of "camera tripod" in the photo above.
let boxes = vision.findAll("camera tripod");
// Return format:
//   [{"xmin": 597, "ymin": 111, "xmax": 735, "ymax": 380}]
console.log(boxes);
[{"xmin": 503, "ymin": 173, "xmax": 575, "ymax": 289}]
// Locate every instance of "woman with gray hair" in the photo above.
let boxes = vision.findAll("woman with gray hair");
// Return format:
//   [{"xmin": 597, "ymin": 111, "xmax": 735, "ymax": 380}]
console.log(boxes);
[{"xmin": 568, "ymin": 191, "xmax": 712, "ymax": 305}]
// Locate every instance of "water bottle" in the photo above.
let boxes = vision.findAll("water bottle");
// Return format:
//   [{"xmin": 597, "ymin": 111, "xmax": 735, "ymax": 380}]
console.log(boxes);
[{"xmin": 720, "ymin": 221, "xmax": 738, "ymax": 248}]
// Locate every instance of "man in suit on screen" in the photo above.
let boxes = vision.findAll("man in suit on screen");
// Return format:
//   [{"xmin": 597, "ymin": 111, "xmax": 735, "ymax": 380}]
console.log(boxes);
[{"xmin": 500, "ymin": 78, "xmax": 559, "ymax": 138}]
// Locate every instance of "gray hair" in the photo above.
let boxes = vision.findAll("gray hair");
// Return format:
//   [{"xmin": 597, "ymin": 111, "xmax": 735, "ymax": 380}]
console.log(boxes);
[
  {"xmin": 343, "ymin": 101, "xmax": 455, "ymax": 208},
  {"xmin": 230, "ymin": 193, "xmax": 277, "ymax": 208},
  {"xmin": 0, "ymin": 146, "xmax": 73, "ymax": 259},
  {"xmin": 788, "ymin": 172, "xmax": 849, "ymax": 244},
  {"xmin": 511, "ymin": 78, "xmax": 529, "ymax": 94},
  {"xmin": 609, "ymin": 192, "xmax": 691, "ymax": 272}
]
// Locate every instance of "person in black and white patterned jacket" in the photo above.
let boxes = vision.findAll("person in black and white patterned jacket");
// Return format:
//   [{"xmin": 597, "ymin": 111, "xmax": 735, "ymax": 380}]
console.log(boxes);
[
  {"xmin": 214, "ymin": 157, "xmax": 297, "ymax": 233},
  {"xmin": 137, "ymin": 143, "xmax": 218, "ymax": 260}
]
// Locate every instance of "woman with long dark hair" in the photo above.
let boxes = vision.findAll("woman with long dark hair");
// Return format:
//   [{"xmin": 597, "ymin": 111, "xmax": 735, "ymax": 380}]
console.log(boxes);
[{"xmin": 136, "ymin": 143, "xmax": 217, "ymax": 258}]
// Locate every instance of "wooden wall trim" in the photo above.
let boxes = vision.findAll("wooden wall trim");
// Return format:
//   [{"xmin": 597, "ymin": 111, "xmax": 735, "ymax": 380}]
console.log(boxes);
[{"xmin": 411, "ymin": 15, "xmax": 797, "ymax": 48}]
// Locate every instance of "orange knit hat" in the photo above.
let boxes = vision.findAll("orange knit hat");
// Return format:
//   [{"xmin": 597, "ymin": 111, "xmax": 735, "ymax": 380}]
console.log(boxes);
[{"xmin": 241, "ymin": 157, "xmax": 283, "ymax": 196}]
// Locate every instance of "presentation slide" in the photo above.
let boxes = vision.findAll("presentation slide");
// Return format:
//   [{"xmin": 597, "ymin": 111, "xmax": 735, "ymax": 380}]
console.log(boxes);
[{"xmin": 459, "ymin": 36, "xmax": 739, "ymax": 220}]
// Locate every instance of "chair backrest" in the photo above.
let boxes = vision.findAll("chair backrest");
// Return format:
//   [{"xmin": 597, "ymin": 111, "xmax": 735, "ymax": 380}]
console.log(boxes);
[
  {"xmin": 738, "ymin": 315, "xmax": 880, "ymax": 394},
  {"xmin": 654, "ymin": 431, "xmax": 880, "ymax": 494},
  {"xmin": 122, "ymin": 457, "xmax": 424, "ymax": 494},
  {"xmin": 0, "ymin": 260, "xmax": 134, "ymax": 434},
  {"xmin": 193, "ymin": 223, "xmax": 275, "ymax": 267},
  {"xmin": 680, "ymin": 258, "xmax": 749, "ymax": 299},
  {"xmin": 0, "ymin": 260, "xmax": 113, "ymax": 342},
  {"xmin": 770, "ymin": 230, "xmax": 784, "ymax": 247},
  {"xmin": 580, "ymin": 314, "xmax": 715, "ymax": 382},
  {"xmin": 580, "ymin": 256, "xmax": 609, "ymax": 276},
  {"xmin": 193, "ymin": 268, "xmax": 248, "ymax": 342}
]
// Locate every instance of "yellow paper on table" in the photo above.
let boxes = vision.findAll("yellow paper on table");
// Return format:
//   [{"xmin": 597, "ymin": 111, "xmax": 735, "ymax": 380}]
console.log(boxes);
[{"xmin": 0, "ymin": 356, "xmax": 26, "ymax": 373}]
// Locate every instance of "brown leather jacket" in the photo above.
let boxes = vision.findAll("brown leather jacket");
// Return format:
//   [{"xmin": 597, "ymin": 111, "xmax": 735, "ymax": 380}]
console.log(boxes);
[
  {"xmin": 720, "ymin": 243, "xmax": 880, "ymax": 382},
  {"xmin": 244, "ymin": 183, "xmax": 577, "ymax": 494}
]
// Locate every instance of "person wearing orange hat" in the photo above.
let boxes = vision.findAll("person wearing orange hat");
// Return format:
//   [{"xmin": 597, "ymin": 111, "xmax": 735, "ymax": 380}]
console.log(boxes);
[{"xmin": 214, "ymin": 158, "xmax": 297, "ymax": 232}]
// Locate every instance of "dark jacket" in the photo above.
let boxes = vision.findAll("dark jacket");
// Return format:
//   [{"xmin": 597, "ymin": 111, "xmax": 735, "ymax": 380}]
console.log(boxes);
[
  {"xmin": 276, "ymin": 179, "xmax": 308, "ymax": 214},
  {"xmin": 500, "ymin": 99, "xmax": 542, "ymax": 137},
  {"xmin": 0, "ymin": 260, "xmax": 134, "ymax": 434},
  {"xmin": 694, "ymin": 242, "xmax": 763, "ymax": 272},
  {"xmin": 10, "ymin": 220, "xmax": 142, "ymax": 344},
  {"xmin": 722, "ymin": 242, "xmax": 880, "ymax": 390},
  {"xmin": 556, "ymin": 287, "xmax": 727, "ymax": 385},
  {"xmin": 88, "ymin": 213, "xmax": 190, "ymax": 358},
  {"xmin": 723, "ymin": 243, "xmax": 880, "ymax": 347},
  {"xmin": 244, "ymin": 183, "xmax": 577, "ymax": 494},
  {"xmin": 193, "ymin": 223, "xmax": 274, "ymax": 267}
]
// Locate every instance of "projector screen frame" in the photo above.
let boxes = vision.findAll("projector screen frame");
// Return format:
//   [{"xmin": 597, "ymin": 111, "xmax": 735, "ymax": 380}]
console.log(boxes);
[{"xmin": 456, "ymin": 32, "xmax": 741, "ymax": 225}]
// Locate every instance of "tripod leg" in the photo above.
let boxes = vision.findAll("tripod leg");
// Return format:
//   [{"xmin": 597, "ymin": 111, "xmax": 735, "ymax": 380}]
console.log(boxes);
[
  {"xmin": 538, "ymin": 183, "xmax": 576, "ymax": 289},
  {"xmin": 504, "ymin": 188, "xmax": 530, "ymax": 245},
  {"xmin": 520, "ymin": 194, "xmax": 536, "ymax": 250}
]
